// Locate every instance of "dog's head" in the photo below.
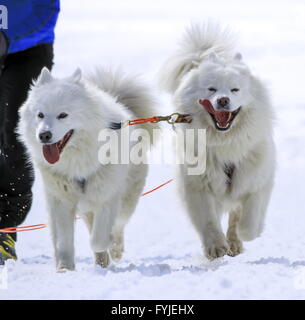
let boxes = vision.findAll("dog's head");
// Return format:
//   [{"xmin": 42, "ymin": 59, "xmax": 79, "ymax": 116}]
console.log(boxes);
[
  {"xmin": 181, "ymin": 52, "xmax": 254, "ymax": 132},
  {"xmin": 18, "ymin": 67, "xmax": 99, "ymax": 165}
]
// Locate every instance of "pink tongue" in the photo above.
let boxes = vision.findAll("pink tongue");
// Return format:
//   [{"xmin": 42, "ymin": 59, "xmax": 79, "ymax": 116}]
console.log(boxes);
[
  {"xmin": 214, "ymin": 110, "xmax": 231, "ymax": 127},
  {"xmin": 43, "ymin": 144, "xmax": 60, "ymax": 164},
  {"xmin": 199, "ymin": 99, "xmax": 231, "ymax": 127}
]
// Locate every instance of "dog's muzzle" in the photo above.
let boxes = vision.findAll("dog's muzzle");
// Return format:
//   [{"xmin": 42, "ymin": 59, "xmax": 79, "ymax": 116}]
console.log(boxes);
[
  {"xmin": 199, "ymin": 99, "xmax": 241, "ymax": 131},
  {"xmin": 42, "ymin": 129, "xmax": 74, "ymax": 164}
]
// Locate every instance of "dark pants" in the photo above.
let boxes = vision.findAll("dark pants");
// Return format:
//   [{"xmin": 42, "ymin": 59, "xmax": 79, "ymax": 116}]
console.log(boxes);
[{"xmin": 0, "ymin": 43, "xmax": 54, "ymax": 240}]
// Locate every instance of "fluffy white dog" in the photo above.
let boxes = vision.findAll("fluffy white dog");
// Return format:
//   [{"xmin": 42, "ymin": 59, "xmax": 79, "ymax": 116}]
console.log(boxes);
[
  {"xmin": 18, "ymin": 67, "xmax": 158, "ymax": 271},
  {"xmin": 160, "ymin": 23, "xmax": 275, "ymax": 259}
]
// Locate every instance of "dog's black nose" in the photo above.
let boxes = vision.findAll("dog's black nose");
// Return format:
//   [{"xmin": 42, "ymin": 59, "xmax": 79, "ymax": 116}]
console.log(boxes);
[
  {"xmin": 217, "ymin": 97, "xmax": 230, "ymax": 109},
  {"xmin": 39, "ymin": 131, "xmax": 52, "ymax": 143}
]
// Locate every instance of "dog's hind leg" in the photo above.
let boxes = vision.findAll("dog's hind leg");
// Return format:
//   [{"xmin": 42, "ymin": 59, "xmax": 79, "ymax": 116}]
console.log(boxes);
[
  {"xmin": 83, "ymin": 212, "xmax": 110, "ymax": 268},
  {"xmin": 46, "ymin": 194, "xmax": 76, "ymax": 272},
  {"xmin": 90, "ymin": 200, "xmax": 120, "ymax": 268},
  {"xmin": 83, "ymin": 211, "xmax": 94, "ymax": 232},
  {"xmin": 109, "ymin": 223, "xmax": 125, "ymax": 262},
  {"xmin": 226, "ymin": 205, "xmax": 243, "ymax": 256},
  {"xmin": 110, "ymin": 164, "xmax": 148, "ymax": 262},
  {"xmin": 238, "ymin": 182, "xmax": 273, "ymax": 241}
]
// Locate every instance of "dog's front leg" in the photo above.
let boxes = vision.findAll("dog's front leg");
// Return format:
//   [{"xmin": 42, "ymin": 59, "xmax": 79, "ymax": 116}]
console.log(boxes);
[
  {"xmin": 185, "ymin": 187, "xmax": 229, "ymax": 259},
  {"xmin": 238, "ymin": 182, "xmax": 273, "ymax": 241},
  {"xmin": 227, "ymin": 206, "xmax": 243, "ymax": 256},
  {"xmin": 46, "ymin": 193, "xmax": 76, "ymax": 272},
  {"xmin": 90, "ymin": 199, "xmax": 120, "ymax": 268}
]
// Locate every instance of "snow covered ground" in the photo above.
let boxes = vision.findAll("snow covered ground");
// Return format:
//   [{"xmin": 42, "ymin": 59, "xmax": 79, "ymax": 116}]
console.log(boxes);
[{"xmin": 1, "ymin": 0, "xmax": 305, "ymax": 299}]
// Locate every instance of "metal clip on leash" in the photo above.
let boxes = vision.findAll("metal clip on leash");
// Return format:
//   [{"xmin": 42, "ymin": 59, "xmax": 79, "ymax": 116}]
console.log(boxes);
[
  {"xmin": 127, "ymin": 113, "xmax": 192, "ymax": 127},
  {"xmin": 155, "ymin": 113, "xmax": 193, "ymax": 125}
]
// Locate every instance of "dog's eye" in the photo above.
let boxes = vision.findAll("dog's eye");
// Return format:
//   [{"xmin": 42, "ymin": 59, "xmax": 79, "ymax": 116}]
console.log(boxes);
[
  {"xmin": 57, "ymin": 113, "xmax": 68, "ymax": 119},
  {"xmin": 231, "ymin": 88, "xmax": 239, "ymax": 92},
  {"xmin": 208, "ymin": 87, "xmax": 217, "ymax": 92},
  {"xmin": 37, "ymin": 112, "xmax": 44, "ymax": 119}
]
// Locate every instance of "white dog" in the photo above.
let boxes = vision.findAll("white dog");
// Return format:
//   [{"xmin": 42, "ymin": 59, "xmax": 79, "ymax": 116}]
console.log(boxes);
[
  {"xmin": 18, "ymin": 67, "xmax": 158, "ymax": 271},
  {"xmin": 160, "ymin": 23, "xmax": 275, "ymax": 259}
]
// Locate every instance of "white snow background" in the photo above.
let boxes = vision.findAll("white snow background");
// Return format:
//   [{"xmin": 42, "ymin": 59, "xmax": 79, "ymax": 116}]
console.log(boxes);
[{"xmin": 1, "ymin": 0, "xmax": 305, "ymax": 299}]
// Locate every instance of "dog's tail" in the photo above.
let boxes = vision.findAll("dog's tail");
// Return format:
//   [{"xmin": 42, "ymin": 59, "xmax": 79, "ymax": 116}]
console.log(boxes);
[
  {"xmin": 88, "ymin": 68, "xmax": 159, "ymax": 140},
  {"xmin": 159, "ymin": 22, "xmax": 236, "ymax": 93}
]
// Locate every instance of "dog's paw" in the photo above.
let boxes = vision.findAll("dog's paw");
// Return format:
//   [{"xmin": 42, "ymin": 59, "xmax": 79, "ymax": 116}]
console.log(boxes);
[
  {"xmin": 109, "ymin": 236, "xmax": 124, "ymax": 262},
  {"xmin": 238, "ymin": 218, "xmax": 263, "ymax": 242},
  {"xmin": 227, "ymin": 239, "xmax": 243, "ymax": 257},
  {"xmin": 238, "ymin": 225, "xmax": 261, "ymax": 242},
  {"xmin": 110, "ymin": 245, "xmax": 123, "ymax": 262},
  {"xmin": 95, "ymin": 251, "xmax": 110, "ymax": 268},
  {"xmin": 56, "ymin": 265, "xmax": 75, "ymax": 273},
  {"xmin": 204, "ymin": 238, "xmax": 229, "ymax": 260}
]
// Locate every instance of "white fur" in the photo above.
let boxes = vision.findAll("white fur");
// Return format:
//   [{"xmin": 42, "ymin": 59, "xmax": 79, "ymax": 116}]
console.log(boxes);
[
  {"xmin": 17, "ymin": 67, "xmax": 158, "ymax": 271},
  {"xmin": 160, "ymin": 23, "xmax": 275, "ymax": 259}
]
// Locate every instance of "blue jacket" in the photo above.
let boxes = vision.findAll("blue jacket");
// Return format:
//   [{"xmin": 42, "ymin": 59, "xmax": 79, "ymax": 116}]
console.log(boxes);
[{"xmin": 1, "ymin": 0, "xmax": 60, "ymax": 54}]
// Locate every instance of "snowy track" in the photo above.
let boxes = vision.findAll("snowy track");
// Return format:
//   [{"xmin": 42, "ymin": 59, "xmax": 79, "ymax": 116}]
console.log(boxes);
[{"xmin": 1, "ymin": 0, "xmax": 305, "ymax": 299}]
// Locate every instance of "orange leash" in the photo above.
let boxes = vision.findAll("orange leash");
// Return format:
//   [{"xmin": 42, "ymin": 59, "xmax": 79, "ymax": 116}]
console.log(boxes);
[
  {"xmin": 0, "ymin": 224, "xmax": 47, "ymax": 233},
  {"xmin": 128, "ymin": 113, "xmax": 192, "ymax": 126},
  {"xmin": 141, "ymin": 179, "xmax": 173, "ymax": 197},
  {"xmin": 128, "ymin": 116, "xmax": 159, "ymax": 126}
]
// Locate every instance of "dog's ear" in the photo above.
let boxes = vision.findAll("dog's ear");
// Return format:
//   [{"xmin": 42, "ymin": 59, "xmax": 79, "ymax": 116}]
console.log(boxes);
[
  {"xmin": 208, "ymin": 52, "xmax": 219, "ymax": 62},
  {"xmin": 36, "ymin": 67, "xmax": 53, "ymax": 85},
  {"xmin": 234, "ymin": 53, "xmax": 243, "ymax": 61},
  {"xmin": 71, "ymin": 68, "xmax": 82, "ymax": 83}
]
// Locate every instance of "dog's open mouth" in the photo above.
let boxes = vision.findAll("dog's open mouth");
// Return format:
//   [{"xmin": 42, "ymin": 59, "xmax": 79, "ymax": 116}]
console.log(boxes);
[
  {"xmin": 199, "ymin": 99, "xmax": 241, "ymax": 131},
  {"xmin": 42, "ymin": 130, "xmax": 74, "ymax": 164}
]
